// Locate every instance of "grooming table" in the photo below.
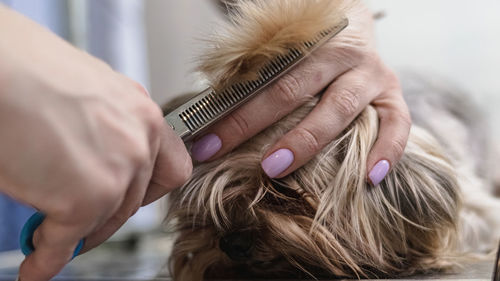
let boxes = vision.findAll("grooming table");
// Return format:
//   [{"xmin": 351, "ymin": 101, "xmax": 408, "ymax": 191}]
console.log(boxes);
[{"xmin": 0, "ymin": 234, "xmax": 496, "ymax": 281}]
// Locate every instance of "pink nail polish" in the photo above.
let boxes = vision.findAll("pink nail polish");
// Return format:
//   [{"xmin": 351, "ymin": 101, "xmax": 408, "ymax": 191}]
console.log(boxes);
[
  {"xmin": 261, "ymin": 149, "xmax": 294, "ymax": 178},
  {"xmin": 191, "ymin": 134, "xmax": 222, "ymax": 162},
  {"xmin": 369, "ymin": 160, "xmax": 390, "ymax": 186}
]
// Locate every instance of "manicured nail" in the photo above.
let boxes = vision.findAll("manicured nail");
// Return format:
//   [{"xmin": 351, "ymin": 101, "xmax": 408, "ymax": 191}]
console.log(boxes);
[
  {"xmin": 191, "ymin": 134, "xmax": 222, "ymax": 162},
  {"xmin": 369, "ymin": 160, "xmax": 390, "ymax": 186},
  {"xmin": 261, "ymin": 149, "xmax": 294, "ymax": 178}
]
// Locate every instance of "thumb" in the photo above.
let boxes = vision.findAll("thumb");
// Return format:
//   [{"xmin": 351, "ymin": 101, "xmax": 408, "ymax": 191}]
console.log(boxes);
[{"xmin": 142, "ymin": 121, "xmax": 193, "ymax": 206}]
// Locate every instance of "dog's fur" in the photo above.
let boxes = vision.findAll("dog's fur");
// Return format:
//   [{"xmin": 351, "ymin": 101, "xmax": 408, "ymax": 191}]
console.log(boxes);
[{"xmin": 165, "ymin": 0, "xmax": 500, "ymax": 279}]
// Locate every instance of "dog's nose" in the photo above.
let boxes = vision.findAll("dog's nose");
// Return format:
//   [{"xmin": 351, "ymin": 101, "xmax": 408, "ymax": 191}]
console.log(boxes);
[{"xmin": 219, "ymin": 231, "xmax": 255, "ymax": 261}]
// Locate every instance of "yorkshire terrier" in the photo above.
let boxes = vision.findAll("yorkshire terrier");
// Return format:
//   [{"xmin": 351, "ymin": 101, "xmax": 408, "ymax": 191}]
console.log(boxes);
[{"xmin": 164, "ymin": 0, "xmax": 500, "ymax": 279}]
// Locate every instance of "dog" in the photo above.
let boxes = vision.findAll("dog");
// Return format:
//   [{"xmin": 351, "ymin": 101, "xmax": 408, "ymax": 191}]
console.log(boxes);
[{"xmin": 164, "ymin": 0, "xmax": 500, "ymax": 279}]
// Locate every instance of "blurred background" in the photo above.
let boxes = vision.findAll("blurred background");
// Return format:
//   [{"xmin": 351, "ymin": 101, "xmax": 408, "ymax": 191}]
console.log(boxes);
[
  {"xmin": 366, "ymin": 0, "xmax": 500, "ymax": 139},
  {"xmin": 0, "ymin": 0, "xmax": 499, "ymax": 278}
]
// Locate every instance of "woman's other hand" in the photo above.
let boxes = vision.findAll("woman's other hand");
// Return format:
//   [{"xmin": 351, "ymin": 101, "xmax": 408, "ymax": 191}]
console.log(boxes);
[
  {"xmin": 190, "ymin": 1, "xmax": 411, "ymax": 185},
  {"xmin": 0, "ymin": 6, "xmax": 192, "ymax": 281}
]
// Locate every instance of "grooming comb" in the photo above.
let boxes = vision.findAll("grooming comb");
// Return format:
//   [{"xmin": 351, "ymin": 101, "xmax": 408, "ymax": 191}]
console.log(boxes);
[
  {"xmin": 20, "ymin": 17, "xmax": 348, "ymax": 257},
  {"xmin": 165, "ymin": 17, "xmax": 349, "ymax": 141}
]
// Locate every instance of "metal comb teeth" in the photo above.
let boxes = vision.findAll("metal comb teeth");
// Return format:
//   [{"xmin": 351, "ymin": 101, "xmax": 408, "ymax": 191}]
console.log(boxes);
[{"xmin": 165, "ymin": 18, "xmax": 349, "ymax": 141}]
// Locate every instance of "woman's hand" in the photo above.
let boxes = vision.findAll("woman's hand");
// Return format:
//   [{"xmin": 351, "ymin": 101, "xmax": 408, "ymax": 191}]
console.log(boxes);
[
  {"xmin": 0, "ymin": 6, "xmax": 192, "ymax": 281},
  {"xmin": 191, "ymin": 2, "xmax": 410, "ymax": 185}
]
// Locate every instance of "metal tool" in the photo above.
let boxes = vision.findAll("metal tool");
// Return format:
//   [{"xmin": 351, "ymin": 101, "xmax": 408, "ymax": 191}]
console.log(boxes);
[
  {"xmin": 20, "ymin": 18, "xmax": 348, "ymax": 257},
  {"xmin": 165, "ymin": 18, "xmax": 348, "ymax": 141}
]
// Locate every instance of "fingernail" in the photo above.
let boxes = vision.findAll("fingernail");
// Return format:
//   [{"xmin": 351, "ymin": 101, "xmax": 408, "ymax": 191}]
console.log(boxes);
[
  {"xmin": 369, "ymin": 160, "xmax": 390, "ymax": 186},
  {"xmin": 191, "ymin": 134, "xmax": 222, "ymax": 162},
  {"xmin": 261, "ymin": 149, "xmax": 294, "ymax": 178}
]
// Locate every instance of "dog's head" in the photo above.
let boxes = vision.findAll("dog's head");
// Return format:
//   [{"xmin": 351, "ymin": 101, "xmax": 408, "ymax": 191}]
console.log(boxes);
[
  {"xmin": 167, "ymin": 100, "xmax": 461, "ymax": 280},
  {"xmin": 165, "ymin": 1, "xmax": 461, "ymax": 279}
]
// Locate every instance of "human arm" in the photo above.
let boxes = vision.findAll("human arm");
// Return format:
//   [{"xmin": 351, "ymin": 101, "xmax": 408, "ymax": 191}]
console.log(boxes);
[{"xmin": 0, "ymin": 5, "xmax": 192, "ymax": 281}]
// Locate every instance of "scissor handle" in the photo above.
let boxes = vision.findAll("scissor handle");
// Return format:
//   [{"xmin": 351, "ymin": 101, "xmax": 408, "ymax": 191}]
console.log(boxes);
[{"xmin": 20, "ymin": 212, "xmax": 84, "ymax": 258}]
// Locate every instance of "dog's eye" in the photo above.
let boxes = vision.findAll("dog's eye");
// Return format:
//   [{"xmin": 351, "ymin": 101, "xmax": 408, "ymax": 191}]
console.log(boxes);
[{"xmin": 219, "ymin": 231, "xmax": 255, "ymax": 261}]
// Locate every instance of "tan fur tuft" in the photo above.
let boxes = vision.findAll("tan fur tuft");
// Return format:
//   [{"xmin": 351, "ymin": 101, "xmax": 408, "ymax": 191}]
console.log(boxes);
[{"xmin": 198, "ymin": 0, "xmax": 349, "ymax": 90}]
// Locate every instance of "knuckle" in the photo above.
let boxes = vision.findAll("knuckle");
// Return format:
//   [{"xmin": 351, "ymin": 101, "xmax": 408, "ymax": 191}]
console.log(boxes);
[
  {"xmin": 93, "ymin": 183, "xmax": 123, "ymax": 209},
  {"xmin": 400, "ymin": 111, "xmax": 412, "ymax": 129},
  {"xmin": 120, "ymin": 74, "xmax": 149, "ymax": 97},
  {"xmin": 133, "ymin": 81, "xmax": 149, "ymax": 97},
  {"xmin": 272, "ymin": 73, "xmax": 303, "ymax": 106},
  {"xmin": 386, "ymin": 69, "xmax": 400, "ymax": 85},
  {"xmin": 384, "ymin": 69, "xmax": 402, "ymax": 90},
  {"xmin": 371, "ymin": 56, "xmax": 401, "ymax": 91},
  {"xmin": 85, "ymin": 175, "xmax": 126, "ymax": 211},
  {"xmin": 389, "ymin": 110, "xmax": 412, "ymax": 131},
  {"xmin": 138, "ymin": 100, "xmax": 163, "ymax": 129},
  {"xmin": 362, "ymin": 51, "xmax": 379, "ymax": 64},
  {"xmin": 293, "ymin": 127, "xmax": 321, "ymax": 155},
  {"xmin": 146, "ymin": 107, "xmax": 164, "ymax": 136},
  {"xmin": 129, "ymin": 143, "xmax": 150, "ymax": 166},
  {"xmin": 333, "ymin": 44, "xmax": 365, "ymax": 64},
  {"xmin": 226, "ymin": 110, "xmax": 250, "ymax": 140},
  {"xmin": 390, "ymin": 137, "xmax": 407, "ymax": 159},
  {"xmin": 171, "ymin": 154, "xmax": 193, "ymax": 187},
  {"xmin": 332, "ymin": 88, "xmax": 361, "ymax": 117},
  {"xmin": 54, "ymin": 201, "xmax": 83, "ymax": 223},
  {"xmin": 121, "ymin": 133, "xmax": 150, "ymax": 167}
]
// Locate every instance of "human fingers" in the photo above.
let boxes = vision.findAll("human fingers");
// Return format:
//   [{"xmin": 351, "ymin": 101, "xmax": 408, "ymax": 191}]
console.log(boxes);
[
  {"xmin": 142, "ymin": 120, "xmax": 192, "ymax": 206},
  {"xmin": 80, "ymin": 161, "xmax": 154, "ymax": 251},
  {"xmin": 260, "ymin": 68, "xmax": 379, "ymax": 178},
  {"xmin": 190, "ymin": 55, "xmax": 350, "ymax": 163},
  {"xmin": 366, "ymin": 86, "xmax": 411, "ymax": 186},
  {"xmin": 78, "ymin": 93, "xmax": 179, "ymax": 248},
  {"xmin": 18, "ymin": 212, "xmax": 101, "ymax": 280}
]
